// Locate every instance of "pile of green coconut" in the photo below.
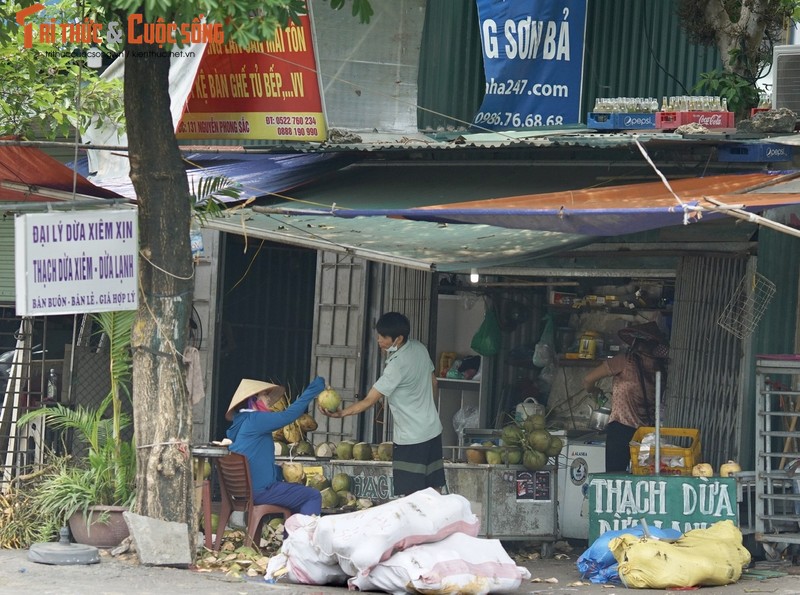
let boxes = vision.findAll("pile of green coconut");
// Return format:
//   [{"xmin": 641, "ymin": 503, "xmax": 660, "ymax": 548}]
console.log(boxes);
[
  {"xmin": 281, "ymin": 463, "xmax": 373, "ymax": 511},
  {"xmin": 464, "ymin": 414, "xmax": 563, "ymax": 471},
  {"xmin": 274, "ymin": 439, "xmax": 393, "ymax": 461},
  {"xmin": 316, "ymin": 440, "xmax": 393, "ymax": 461}
]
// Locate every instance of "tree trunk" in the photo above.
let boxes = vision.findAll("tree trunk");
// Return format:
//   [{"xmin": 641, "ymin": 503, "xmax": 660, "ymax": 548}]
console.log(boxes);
[
  {"xmin": 124, "ymin": 44, "xmax": 195, "ymax": 532},
  {"xmin": 703, "ymin": 0, "xmax": 769, "ymax": 79}
]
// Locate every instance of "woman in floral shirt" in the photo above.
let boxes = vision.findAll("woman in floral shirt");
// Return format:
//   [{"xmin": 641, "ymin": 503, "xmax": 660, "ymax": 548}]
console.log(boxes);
[{"xmin": 583, "ymin": 322, "xmax": 669, "ymax": 472}]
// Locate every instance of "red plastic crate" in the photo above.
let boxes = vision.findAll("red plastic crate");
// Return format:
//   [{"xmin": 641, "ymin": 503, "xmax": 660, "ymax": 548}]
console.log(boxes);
[{"xmin": 656, "ymin": 111, "xmax": 734, "ymax": 130}]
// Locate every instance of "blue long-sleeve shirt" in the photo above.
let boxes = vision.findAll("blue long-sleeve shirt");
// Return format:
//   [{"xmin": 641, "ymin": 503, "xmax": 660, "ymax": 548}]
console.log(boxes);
[{"xmin": 227, "ymin": 376, "xmax": 324, "ymax": 492}]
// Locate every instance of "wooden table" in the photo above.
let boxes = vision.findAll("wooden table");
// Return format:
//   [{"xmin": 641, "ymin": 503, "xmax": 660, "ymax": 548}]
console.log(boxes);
[{"xmin": 191, "ymin": 444, "xmax": 230, "ymax": 549}]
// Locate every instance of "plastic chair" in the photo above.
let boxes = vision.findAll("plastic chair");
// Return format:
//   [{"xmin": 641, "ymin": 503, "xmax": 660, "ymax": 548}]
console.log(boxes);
[{"xmin": 214, "ymin": 452, "xmax": 291, "ymax": 552}]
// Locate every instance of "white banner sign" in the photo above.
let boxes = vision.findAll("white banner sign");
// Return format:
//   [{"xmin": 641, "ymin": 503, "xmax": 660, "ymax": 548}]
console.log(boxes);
[{"xmin": 15, "ymin": 209, "xmax": 139, "ymax": 315}]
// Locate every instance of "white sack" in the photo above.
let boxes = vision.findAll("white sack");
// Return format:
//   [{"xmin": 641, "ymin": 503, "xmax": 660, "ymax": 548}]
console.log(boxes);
[
  {"xmin": 348, "ymin": 532, "xmax": 532, "ymax": 594},
  {"xmin": 266, "ymin": 514, "xmax": 348, "ymax": 585},
  {"xmin": 313, "ymin": 487, "xmax": 480, "ymax": 577}
]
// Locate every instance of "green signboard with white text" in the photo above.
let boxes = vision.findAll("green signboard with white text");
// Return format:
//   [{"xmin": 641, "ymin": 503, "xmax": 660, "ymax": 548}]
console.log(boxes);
[{"xmin": 588, "ymin": 474, "xmax": 738, "ymax": 543}]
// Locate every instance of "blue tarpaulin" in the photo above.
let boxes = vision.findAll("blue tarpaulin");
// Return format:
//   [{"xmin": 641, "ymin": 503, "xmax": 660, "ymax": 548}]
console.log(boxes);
[
  {"xmin": 260, "ymin": 172, "xmax": 800, "ymax": 236},
  {"xmin": 72, "ymin": 152, "xmax": 359, "ymax": 203}
]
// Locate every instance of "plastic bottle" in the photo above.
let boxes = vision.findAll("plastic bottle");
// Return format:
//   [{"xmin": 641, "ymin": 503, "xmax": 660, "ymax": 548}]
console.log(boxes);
[{"xmin": 47, "ymin": 368, "xmax": 58, "ymax": 401}]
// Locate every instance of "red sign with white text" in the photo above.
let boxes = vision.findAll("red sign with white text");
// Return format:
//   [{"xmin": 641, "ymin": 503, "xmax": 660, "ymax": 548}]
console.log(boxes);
[{"xmin": 176, "ymin": 14, "xmax": 326, "ymax": 141}]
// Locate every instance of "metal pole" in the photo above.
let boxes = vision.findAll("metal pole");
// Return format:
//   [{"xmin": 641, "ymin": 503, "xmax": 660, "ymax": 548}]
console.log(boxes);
[{"xmin": 654, "ymin": 371, "xmax": 662, "ymax": 476}]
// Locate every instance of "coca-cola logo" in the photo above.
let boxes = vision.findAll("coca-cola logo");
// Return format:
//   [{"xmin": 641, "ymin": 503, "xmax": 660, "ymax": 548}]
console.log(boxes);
[
  {"xmin": 697, "ymin": 114, "xmax": 723, "ymax": 125},
  {"xmin": 623, "ymin": 116, "xmax": 654, "ymax": 126}
]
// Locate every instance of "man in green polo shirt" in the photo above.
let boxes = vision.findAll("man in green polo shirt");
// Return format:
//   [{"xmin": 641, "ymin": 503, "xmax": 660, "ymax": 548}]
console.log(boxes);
[{"xmin": 318, "ymin": 312, "xmax": 446, "ymax": 496}]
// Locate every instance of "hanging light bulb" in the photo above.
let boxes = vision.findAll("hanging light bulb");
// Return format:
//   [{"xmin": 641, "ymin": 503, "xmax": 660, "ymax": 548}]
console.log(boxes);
[{"xmin": 469, "ymin": 268, "xmax": 479, "ymax": 284}]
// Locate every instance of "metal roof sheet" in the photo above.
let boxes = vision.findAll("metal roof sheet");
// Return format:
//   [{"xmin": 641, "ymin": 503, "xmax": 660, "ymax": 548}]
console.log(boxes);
[
  {"xmin": 206, "ymin": 208, "xmax": 590, "ymax": 272},
  {"xmin": 239, "ymin": 128, "xmax": 800, "ymax": 154}
]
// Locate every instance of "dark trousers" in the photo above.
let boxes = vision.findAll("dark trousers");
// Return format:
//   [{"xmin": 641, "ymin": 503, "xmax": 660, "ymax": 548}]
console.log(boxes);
[
  {"xmin": 605, "ymin": 421, "xmax": 637, "ymax": 473},
  {"xmin": 253, "ymin": 481, "xmax": 322, "ymax": 515},
  {"xmin": 392, "ymin": 433, "xmax": 446, "ymax": 496}
]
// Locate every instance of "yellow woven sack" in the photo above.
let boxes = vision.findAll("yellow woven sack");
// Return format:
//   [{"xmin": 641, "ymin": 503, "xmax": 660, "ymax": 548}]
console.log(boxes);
[{"xmin": 609, "ymin": 520, "xmax": 751, "ymax": 589}]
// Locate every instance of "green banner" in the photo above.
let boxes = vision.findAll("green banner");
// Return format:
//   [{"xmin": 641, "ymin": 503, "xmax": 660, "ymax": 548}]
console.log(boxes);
[{"xmin": 588, "ymin": 473, "xmax": 738, "ymax": 543}]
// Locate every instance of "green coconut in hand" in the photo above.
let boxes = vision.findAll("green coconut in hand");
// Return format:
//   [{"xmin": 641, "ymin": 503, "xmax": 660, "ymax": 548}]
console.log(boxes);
[{"xmin": 318, "ymin": 386, "xmax": 342, "ymax": 412}]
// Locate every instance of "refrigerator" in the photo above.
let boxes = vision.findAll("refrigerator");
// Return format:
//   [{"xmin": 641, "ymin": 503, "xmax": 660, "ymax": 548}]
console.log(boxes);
[{"xmin": 557, "ymin": 432, "xmax": 606, "ymax": 540}]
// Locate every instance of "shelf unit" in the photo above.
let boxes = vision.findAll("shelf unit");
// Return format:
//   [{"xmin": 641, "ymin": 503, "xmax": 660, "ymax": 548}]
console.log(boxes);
[
  {"xmin": 436, "ymin": 378, "xmax": 482, "ymax": 448},
  {"xmin": 754, "ymin": 356, "xmax": 800, "ymax": 552},
  {"xmin": 435, "ymin": 294, "xmax": 489, "ymax": 449}
]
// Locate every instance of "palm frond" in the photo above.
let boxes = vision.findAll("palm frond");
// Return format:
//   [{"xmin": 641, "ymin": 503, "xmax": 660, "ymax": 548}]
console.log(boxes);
[
  {"xmin": 190, "ymin": 175, "xmax": 242, "ymax": 224},
  {"xmin": 93, "ymin": 310, "xmax": 135, "ymax": 394},
  {"xmin": 20, "ymin": 310, "xmax": 137, "ymax": 515},
  {"xmin": 18, "ymin": 404, "xmax": 104, "ymax": 453}
]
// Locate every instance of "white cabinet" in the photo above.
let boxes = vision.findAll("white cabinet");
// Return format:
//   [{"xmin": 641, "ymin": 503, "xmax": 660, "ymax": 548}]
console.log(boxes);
[{"xmin": 434, "ymin": 293, "xmax": 489, "ymax": 451}]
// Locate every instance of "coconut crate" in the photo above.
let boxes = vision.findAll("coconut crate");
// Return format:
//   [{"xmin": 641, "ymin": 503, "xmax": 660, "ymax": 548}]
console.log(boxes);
[
  {"xmin": 717, "ymin": 142, "xmax": 793, "ymax": 163},
  {"xmin": 587, "ymin": 112, "xmax": 656, "ymax": 130},
  {"xmin": 656, "ymin": 111, "xmax": 734, "ymax": 130},
  {"xmin": 629, "ymin": 427, "xmax": 701, "ymax": 476}
]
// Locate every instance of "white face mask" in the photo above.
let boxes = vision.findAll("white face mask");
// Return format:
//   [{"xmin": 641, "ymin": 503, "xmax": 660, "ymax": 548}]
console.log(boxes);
[{"xmin": 386, "ymin": 339, "xmax": 399, "ymax": 354}]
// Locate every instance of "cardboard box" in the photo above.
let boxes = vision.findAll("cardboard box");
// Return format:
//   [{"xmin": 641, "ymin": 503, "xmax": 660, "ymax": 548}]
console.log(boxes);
[{"xmin": 549, "ymin": 291, "xmax": 577, "ymax": 306}]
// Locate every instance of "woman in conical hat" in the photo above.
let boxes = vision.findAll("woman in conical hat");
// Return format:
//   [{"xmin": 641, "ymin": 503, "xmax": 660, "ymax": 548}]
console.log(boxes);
[
  {"xmin": 225, "ymin": 376, "xmax": 325, "ymax": 515},
  {"xmin": 583, "ymin": 322, "xmax": 669, "ymax": 473},
  {"xmin": 225, "ymin": 379, "xmax": 285, "ymax": 421}
]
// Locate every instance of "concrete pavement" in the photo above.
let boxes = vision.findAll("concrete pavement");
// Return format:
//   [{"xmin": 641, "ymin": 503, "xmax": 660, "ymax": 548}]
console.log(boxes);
[{"xmin": 0, "ymin": 545, "xmax": 798, "ymax": 595}]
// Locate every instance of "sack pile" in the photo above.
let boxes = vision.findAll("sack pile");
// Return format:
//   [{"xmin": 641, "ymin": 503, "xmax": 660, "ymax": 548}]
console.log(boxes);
[
  {"xmin": 265, "ymin": 487, "xmax": 531, "ymax": 594},
  {"xmin": 610, "ymin": 520, "xmax": 751, "ymax": 589}
]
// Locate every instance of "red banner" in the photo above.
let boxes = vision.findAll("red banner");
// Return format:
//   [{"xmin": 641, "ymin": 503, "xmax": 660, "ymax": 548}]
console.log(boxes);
[{"xmin": 177, "ymin": 14, "xmax": 326, "ymax": 141}]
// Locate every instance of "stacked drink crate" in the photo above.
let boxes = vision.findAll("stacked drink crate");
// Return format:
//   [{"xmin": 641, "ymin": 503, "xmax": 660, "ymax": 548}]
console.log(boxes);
[
  {"xmin": 655, "ymin": 95, "xmax": 734, "ymax": 130},
  {"xmin": 587, "ymin": 97, "xmax": 658, "ymax": 130}
]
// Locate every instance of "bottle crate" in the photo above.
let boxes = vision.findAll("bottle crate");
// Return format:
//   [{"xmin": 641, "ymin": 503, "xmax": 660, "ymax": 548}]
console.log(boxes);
[
  {"xmin": 587, "ymin": 112, "xmax": 656, "ymax": 130},
  {"xmin": 750, "ymin": 107, "xmax": 771, "ymax": 118},
  {"xmin": 656, "ymin": 111, "xmax": 734, "ymax": 130},
  {"xmin": 717, "ymin": 143, "xmax": 793, "ymax": 163},
  {"xmin": 629, "ymin": 427, "xmax": 700, "ymax": 476}
]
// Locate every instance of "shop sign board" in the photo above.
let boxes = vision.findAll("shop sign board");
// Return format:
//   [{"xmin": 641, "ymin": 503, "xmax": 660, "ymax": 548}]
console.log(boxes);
[
  {"xmin": 588, "ymin": 473, "xmax": 737, "ymax": 543},
  {"xmin": 14, "ymin": 209, "xmax": 138, "ymax": 315},
  {"xmin": 473, "ymin": 0, "xmax": 588, "ymax": 130},
  {"xmin": 176, "ymin": 12, "xmax": 326, "ymax": 142}
]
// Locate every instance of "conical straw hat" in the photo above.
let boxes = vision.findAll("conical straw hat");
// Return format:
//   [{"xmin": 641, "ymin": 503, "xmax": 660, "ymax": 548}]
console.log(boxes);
[{"xmin": 226, "ymin": 379, "xmax": 285, "ymax": 420}]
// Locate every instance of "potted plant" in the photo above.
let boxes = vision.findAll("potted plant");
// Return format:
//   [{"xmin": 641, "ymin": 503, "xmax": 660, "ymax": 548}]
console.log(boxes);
[{"xmin": 18, "ymin": 310, "xmax": 136, "ymax": 547}]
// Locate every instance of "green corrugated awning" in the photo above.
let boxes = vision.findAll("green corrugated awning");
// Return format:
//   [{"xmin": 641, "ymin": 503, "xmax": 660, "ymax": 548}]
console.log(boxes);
[{"xmin": 203, "ymin": 161, "xmax": 606, "ymax": 271}]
